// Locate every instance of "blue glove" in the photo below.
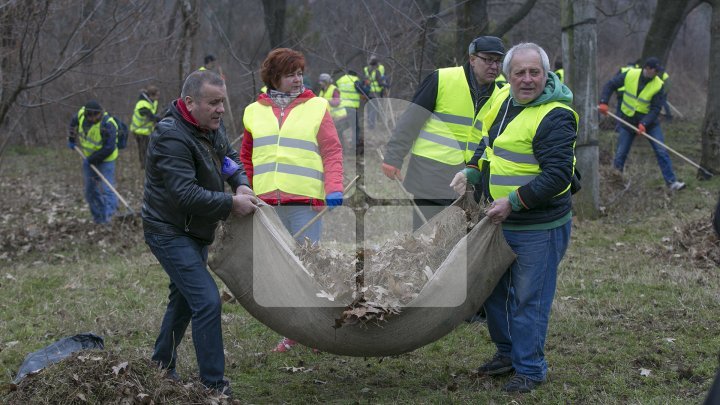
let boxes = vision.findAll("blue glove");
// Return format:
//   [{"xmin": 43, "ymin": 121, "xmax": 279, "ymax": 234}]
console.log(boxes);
[
  {"xmin": 221, "ymin": 156, "xmax": 240, "ymax": 178},
  {"xmin": 67, "ymin": 140, "xmax": 76, "ymax": 150},
  {"xmin": 325, "ymin": 191, "xmax": 343, "ymax": 209}
]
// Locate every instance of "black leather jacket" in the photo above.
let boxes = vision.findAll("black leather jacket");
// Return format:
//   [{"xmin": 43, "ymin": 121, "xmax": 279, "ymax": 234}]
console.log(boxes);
[{"xmin": 142, "ymin": 100, "xmax": 249, "ymax": 245}]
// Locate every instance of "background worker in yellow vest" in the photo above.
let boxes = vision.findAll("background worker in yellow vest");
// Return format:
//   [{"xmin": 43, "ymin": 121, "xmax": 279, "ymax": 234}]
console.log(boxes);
[
  {"xmin": 335, "ymin": 69, "xmax": 367, "ymax": 155},
  {"xmin": 381, "ymin": 35, "xmax": 505, "ymax": 229},
  {"xmin": 613, "ymin": 59, "xmax": 641, "ymax": 122},
  {"xmin": 130, "ymin": 85, "xmax": 161, "ymax": 169},
  {"xmin": 240, "ymin": 48, "xmax": 344, "ymax": 354},
  {"xmin": 363, "ymin": 54, "xmax": 388, "ymax": 130},
  {"xmin": 451, "ymin": 42, "xmax": 578, "ymax": 393},
  {"xmin": 554, "ymin": 60, "xmax": 564, "ymax": 83},
  {"xmin": 599, "ymin": 57, "xmax": 685, "ymax": 191},
  {"xmin": 67, "ymin": 100, "xmax": 119, "ymax": 224},
  {"xmin": 199, "ymin": 54, "xmax": 217, "ymax": 71},
  {"xmin": 317, "ymin": 73, "xmax": 348, "ymax": 149}
]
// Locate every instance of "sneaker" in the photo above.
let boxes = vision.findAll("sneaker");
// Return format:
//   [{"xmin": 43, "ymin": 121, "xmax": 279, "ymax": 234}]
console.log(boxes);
[
  {"xmin": 478, "ymin": 353, "xmax": 514, "ymax": 376},
  {"xmin": 502, "ymin": 374, "xmax": 542, "ymax": 393},
  {"xmin": 272, "ymin": 337, "xmax": 298, "ymax": 353},
  {"xmin": 668, "ymin": 181, "xmax": 686, "ymax": 191}
]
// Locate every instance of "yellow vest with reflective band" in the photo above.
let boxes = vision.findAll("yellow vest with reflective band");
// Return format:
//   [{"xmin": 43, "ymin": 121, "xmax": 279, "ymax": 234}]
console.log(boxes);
[
  {"xmin": 472, "ymin": 84, "xmax": 510, "ymax": 163},
  {"xmin": 364, "ymin": 64, "xmax": 385, "ymax": 93},
  {"xmin": 336, "ymin": 74, "xmax": 361, "ymax": 108},
  {"xmin": 410, "ymin": 66, "xmax": 484, "ymax": 165},
  {"xmin": 485, "ymin": 93, "xmax": 578, "ymax": 200},
  {"xmin": 243, "ymin": 97, "xmax": 328, "ymax": 199},
  {"xmin": 555, "ymin": 68, "xmax": 564, "ymax": 83},
  {"xmin": 621, "ymin": 68, "xmax": 664, "ymax": 117},
  {"xmin": 77, "ymin": 107, "xmax": 118, "ymax": 162},
  {"xmin": 130, "ymin": 98, "xmax": 158, "ymax": 136},
  {"xmin": 495, "ymin": 73, "xmax": 507, "ymax": 88},
  {"xmin": 318, "ymin": 84, "xmax": 347, "ymax": 120}
]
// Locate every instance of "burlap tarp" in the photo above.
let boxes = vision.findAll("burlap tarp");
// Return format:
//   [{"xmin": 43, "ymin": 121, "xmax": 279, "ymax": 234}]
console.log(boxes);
[{"xmin": 209, "ymin": 202, "xmax": 516, "ymax": 357}]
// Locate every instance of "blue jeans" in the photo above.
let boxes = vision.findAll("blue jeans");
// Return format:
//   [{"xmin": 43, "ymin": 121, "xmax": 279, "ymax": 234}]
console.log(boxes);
[
  {"xmin": 484, "ymin": 221, "xmax": 572, "ymax": 382},
  {"xmin": 613, "ymin": 124, "xmax": 677, "ymax": 184},
  {"xmin": 276, "ymin": 205, "xmax": 321, "ymax": 245},
  {"xmin": 145, "ymin": 233, "xmax": 225, "ymax": 388},
  {"xmin": 82, "ymin": 160, "xmax": 117, "ymax": 223}
]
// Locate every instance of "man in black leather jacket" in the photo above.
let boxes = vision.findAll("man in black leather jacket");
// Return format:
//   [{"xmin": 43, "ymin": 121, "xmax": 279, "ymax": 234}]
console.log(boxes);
[{"xmin": 142, "ymin": 69, "xmax": 258, "ymax": 397}]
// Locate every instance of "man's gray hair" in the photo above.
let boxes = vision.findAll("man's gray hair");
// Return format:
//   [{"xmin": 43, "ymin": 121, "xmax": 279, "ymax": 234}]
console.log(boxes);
[
  {"xmin": 502, "ymin": 42, "xmax": 551, "ymax": 78},
  {"xmin": 181, "ymin": 70, "xmax": 225, "ymax": 99}
]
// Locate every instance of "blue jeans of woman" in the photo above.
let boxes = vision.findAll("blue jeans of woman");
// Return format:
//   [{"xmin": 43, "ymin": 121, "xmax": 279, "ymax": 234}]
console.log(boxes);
[
  {"xmin": 145, "ymin": 232, "xmax": 225, "ymax": 388},
  {"xmin": 484, "ymin": 220, "xmax": 572, "ymax": 382},
  {"xmin": 82, "ymin": 160, "xmax": 117, "ymax": 223},
  {"xmin": 613, "ymin": 124, "xmax": 677, "ymax": 184},
  {"xmin": 276, "ymin": 205, "xmax": 321, "ymax": 245}
]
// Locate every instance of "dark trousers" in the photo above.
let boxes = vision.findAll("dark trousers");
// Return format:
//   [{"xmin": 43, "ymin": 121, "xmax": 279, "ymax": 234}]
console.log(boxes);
[
  {"xmin": 135, "ymin": 134, "xmax": 150, "ymax": 169},
  {"xmin": 145, "ymin": 232, "xmax": 224, "ymax": 388}
]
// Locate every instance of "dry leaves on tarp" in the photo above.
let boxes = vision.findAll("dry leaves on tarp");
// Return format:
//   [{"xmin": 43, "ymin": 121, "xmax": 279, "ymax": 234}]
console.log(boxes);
[{"xmin": 297, "ymin": 201, "xmax": 480, "ymax": 327}]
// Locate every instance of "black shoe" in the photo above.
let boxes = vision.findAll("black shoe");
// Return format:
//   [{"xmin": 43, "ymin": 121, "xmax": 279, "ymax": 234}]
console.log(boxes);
[
  {"xmin": 164, "ymin": 368, "xmax": 181, "ymax": 382},
  {"xmin": 502, "ymin": 374, "xmax": 542, "ymax": 393},
  {"xmin": 206, "ymin": 378, "xmax": 232, "ymax": 399},
  {"xmin": 478, "ymin": 353, "xmax": 514, "ymax": 376}
]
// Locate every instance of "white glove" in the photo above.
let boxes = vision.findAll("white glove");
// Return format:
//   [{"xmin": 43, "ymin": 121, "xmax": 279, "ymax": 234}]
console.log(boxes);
[{"xmin": 449, "ymin": 171, "xmax": 467, "ymax": 195}]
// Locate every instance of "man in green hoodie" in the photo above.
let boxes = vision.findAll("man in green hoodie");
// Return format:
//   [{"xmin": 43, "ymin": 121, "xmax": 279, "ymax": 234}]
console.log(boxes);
[{"xmin": 450, "ymin": 42, "xmax": 577, "ymax": 393}]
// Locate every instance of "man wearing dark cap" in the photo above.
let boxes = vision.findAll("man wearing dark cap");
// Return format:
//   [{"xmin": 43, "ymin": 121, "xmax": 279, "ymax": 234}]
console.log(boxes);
[
  {"xmin": 599, "ymin": 57, "xmax": 685, "ymax": 191},
  {"xmin": 199, "ymin": 54, "xmax": 217, "ymax": 71},
  {"xmin": 381, "ymin": 35, "xmax": 505, "ymax": 228},
  {"xmin": 68, "ymin": 100, "xmax": 120, "ymax": 223}
]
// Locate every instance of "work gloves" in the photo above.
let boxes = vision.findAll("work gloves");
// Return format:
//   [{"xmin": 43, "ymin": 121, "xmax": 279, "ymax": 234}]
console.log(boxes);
[
  {"xmin": 221, "ymin": 156, "xmax": 240, "ymax": 179},
  {"xmin": 382, "ymin": 163, "xmax": 402, "ymax": 180},
  {"xmin": 598, "ymin": 103, "xmax": 609, "ymax": 116},
  {"xmin": 449, "ymin": 167, "xmax": 481, "ymax": 195},
  {"xmin": 325, "ymin": 191, "xmax": 343, "ymax": 209},
  {"xmin": 637, "ymin": 123, "xmax": 646, "ymax": 135}
]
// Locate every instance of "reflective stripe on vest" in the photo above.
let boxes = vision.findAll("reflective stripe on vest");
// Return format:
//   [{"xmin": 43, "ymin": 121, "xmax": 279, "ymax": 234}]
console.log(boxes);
[
  {"xmin": 243, "ymin": 97, "xmax": 328, "ymax": 199},
  {"xmin": 473, "ymin": 84, "xmax": 509, "ymax": 163},
  {"xmin": 130, "ymin": 98, "xmax": 158, "ymax": 136},
  {"xmin": 77, "ymin": 107, "xmax": 118, "ymax": 162},
  {"xmin": 336, "ymin": 74, "xmax": 360, "ymax": 108},
  {"xmin": 318, "ymin": 84, "xmax": 347, "ymax": 120},
  {"xmin": 410, "ymin": 66, "xmax": 483, "ymax": 165},
  {"xmin": 485, "ymin": 98, "xmax": 578, "ymax": 200},
  {"xmin": 620, "ymin": 68, "xmax": 664, "ymax": 117},
  {"xmin": 364, "ymin": 64, "xmax": 385, "ymax": 93}
]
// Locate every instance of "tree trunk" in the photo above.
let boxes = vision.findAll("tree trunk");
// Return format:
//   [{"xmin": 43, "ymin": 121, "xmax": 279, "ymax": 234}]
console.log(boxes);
[
  {"xmin": 642, "ymin": 0, "xmax": 703, "ymax": 64},
  {"xmin": 178, "ymin": 0, "xmax": 199, "ymax": 91},
  {"xmin": 262, "ymin": 0, "xmax": 287, "ymax": 49},
  {"xmin": 489, "ymin": 0, "xmax": 538, "ymax": 38},
  {"xmin": 455, "ymin": 0, "xmax": 487, "ymax": 63},
  {"xmin": 416, "ymin": 0, "xmax": 442, "ymax": 80},
  {"xmin": 562, "ymin": 0, "xmax": 600, "ymax": 218},
  {"xmin": 701, "ymin": 0, "xmax": 720, "ymax": 175}
]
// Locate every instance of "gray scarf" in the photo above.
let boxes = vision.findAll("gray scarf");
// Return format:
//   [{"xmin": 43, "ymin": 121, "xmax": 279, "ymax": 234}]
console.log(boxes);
[{"xmin": 268, "ymin": 87, "xmax": 305, "ymax": 108}]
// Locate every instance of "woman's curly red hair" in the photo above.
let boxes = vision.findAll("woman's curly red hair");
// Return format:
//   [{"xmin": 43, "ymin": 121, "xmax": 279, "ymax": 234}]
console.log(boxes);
[{"xmin": 261, "ymin": 48, "xmax": 305, "ymax": 90}]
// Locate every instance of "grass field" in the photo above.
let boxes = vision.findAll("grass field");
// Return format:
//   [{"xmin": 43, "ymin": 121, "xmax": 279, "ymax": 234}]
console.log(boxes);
[{"xmin": 1, "ymin": 118, "xmax": 719, "ymax": 403}]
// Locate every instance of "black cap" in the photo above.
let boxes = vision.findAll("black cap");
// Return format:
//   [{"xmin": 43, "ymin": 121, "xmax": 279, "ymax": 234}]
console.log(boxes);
[
  {"xmin": 204, "ymin": 54, "xmax": 216, "ymax": 64},
  {"xmin": 644, "ymin": 57, "xmax": 662, "ymax": 70},
  {"xmin": 468, "ymin": 36, "xmax": 505, "ymax": 56},
  {"xmin": 84, "ymin": 100, "xmax": 102, "ymax": 113}
]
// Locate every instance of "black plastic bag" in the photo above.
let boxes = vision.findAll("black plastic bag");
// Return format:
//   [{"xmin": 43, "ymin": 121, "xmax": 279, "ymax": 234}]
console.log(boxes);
[{"xmin": 12, "ymin": 332, "xmax": 104, "ymax": 384}]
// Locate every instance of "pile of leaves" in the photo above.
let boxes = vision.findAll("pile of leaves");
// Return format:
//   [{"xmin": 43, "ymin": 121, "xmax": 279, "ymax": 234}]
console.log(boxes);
[
  {"xmin": 297, "ymin": 202, "xmax": 477, "ymax": 327},
  {"xmin": 671, "ymin": 216, "xmax": 720, "ymax": 267},
  {"xmin": 5, "ymin": 350, "xmax": 235, "ymax": 404}
]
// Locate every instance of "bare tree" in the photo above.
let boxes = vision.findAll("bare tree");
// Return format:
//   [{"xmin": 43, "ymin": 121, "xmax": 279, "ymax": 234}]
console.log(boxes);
[
  {"xmin": 701, "ymin": 0, "xmax": 720, "ymax": 175},
  {"xmin": 642, "ymin": 0, "xmax": 704, "ymax": 63},
  {"xmin": 455, "ymin": 0, "xmax": 488, "ymax": 60},
  {"xmin": 178, "ymin": 0, "xmax": 199, "ymax": 90},
  {"xmin": 562, "ymin": 0, "xmax": 600, "ymax": 218},
  {"xmin": 262, "ymin": 0, "xmax": 287, "ymax": 49}
]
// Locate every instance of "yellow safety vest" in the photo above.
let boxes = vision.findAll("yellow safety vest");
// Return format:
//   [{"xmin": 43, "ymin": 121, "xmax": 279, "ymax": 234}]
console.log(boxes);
[
  {"xmin": 243, "ymin": 97, "xmax": 328, "ymax": 199},
  {"xmin": 555, "ymin": 68, "xmax": 564, "ymax": 83},
  {"xmin": 617, "ymin": 65, "xmax": 634, "ymax": 93},
  {"xmin": 410, "ymin": 66, "xmax": 487, "ymax": 165},
  {"xmin": 260, "ymin": 85, "xmax": 268, "ymax": 93},
  {"xmin": 621, "ymin": 68, "xmax": 664, "ymax": 117},
  {"xmin": 318, "ymin": 84, "xmax": 347, "ymax": 120},
  {"xmin": 473, "ymin": 85, "xmax": 510, "ymax": 163},
  {"xmin": 495, "ymin": 73, "xmax": 508, "ymax": 88},
  {"xmin": 485, "ymin": 95, "xmax": 578, "ymax": 200},
  {"xmin": 77, "ymin": 107, "xmax": 118, "ymax": 162},
  {"xmin": 336, "ymin": 74, "xmax": 361, "ymax": 108},
  {"xmin": 130, "ymin": 98, "xmax": 158, "ymax": 136},
  {"xmin": 364, "ymin": 64, "xmax": 385, "ymax": 93}
]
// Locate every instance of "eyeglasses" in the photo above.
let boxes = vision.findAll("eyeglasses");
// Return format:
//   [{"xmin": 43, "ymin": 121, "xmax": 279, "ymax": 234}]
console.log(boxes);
[{"xmin": 475, "ymin": 55, "xmax": 503, "ymax": 67}]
